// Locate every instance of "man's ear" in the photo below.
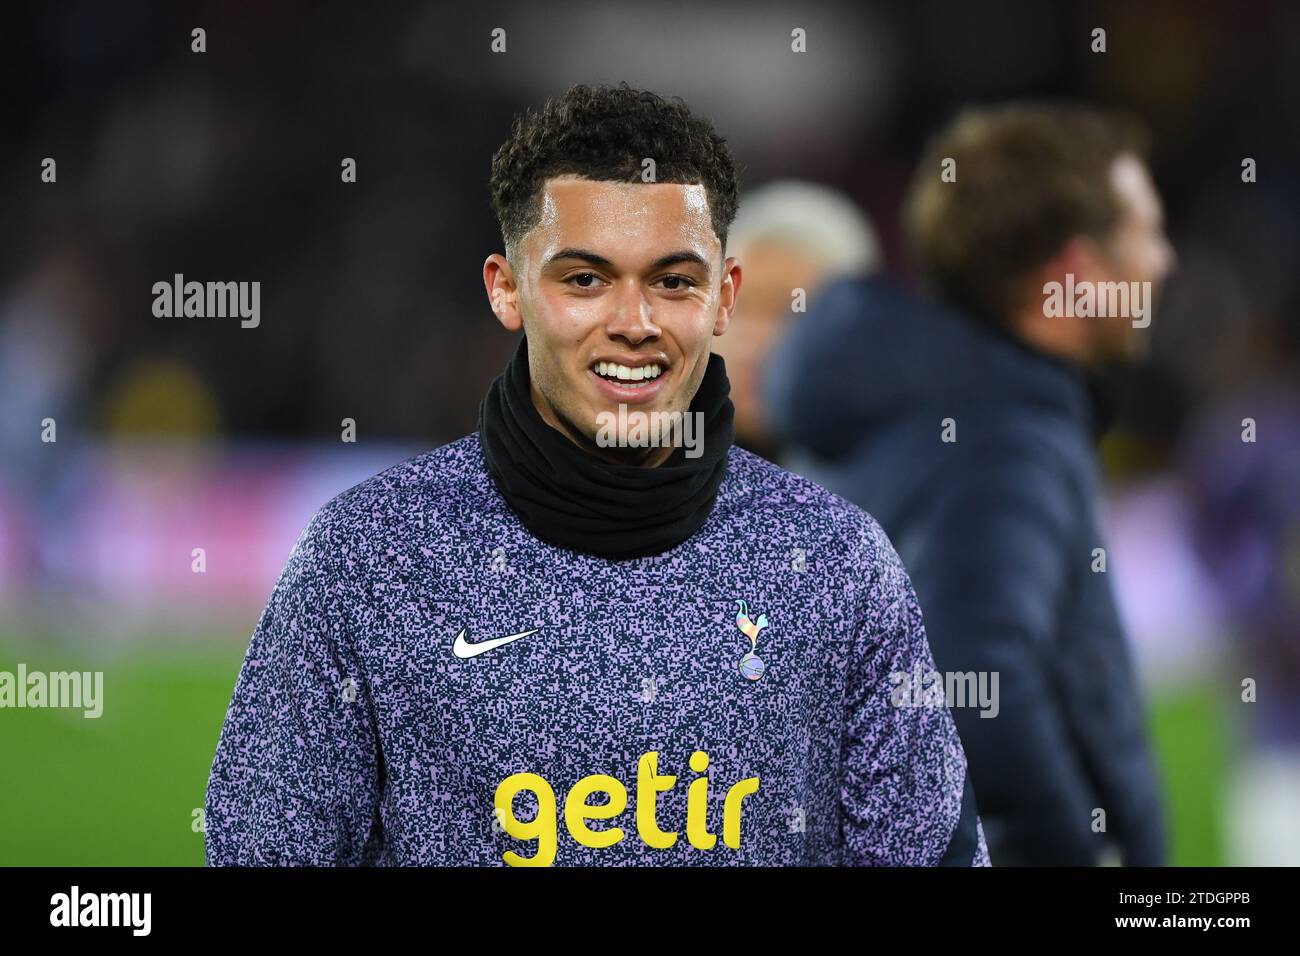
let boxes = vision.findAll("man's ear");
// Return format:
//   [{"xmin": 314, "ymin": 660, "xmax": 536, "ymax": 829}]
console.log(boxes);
[
  {"xmin": 712, "ymin": 255, "xmax": 743, "ymax": 336},
  {"xmin": 484, "ymin": 253, "xmax": 524, "ymax": 332},
  {"xmin": 1054, "ymin": 235, "xmax": 1108, "ymax": 283}
]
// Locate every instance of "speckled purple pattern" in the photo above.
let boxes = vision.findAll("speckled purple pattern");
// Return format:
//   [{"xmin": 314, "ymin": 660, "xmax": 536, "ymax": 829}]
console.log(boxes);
[{"xmin": 205, "ymin": 434, "xmax": 990, "ymax": 866}]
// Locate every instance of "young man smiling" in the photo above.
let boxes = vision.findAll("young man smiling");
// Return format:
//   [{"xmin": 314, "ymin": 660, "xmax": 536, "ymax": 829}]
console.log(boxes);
[{"xmin": 205, "ymin": 83, "xmax": 989, "ymax": 866}]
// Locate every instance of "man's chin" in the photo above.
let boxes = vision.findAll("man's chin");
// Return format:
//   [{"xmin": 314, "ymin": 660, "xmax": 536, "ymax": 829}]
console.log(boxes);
[
  {"xmin": 1123, "ymin": 328, "xmax": 1153, "ymax": 363},
  {"xmin": 1093, "ymin": 328, "xmax": 1150, "ymax": 367}
]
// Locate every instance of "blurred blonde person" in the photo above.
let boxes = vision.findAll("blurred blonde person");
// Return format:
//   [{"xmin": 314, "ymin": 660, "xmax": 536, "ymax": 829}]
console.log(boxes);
[{"xmin": 713, "ymin": 181, "xmax": 879, "ymax": 461}]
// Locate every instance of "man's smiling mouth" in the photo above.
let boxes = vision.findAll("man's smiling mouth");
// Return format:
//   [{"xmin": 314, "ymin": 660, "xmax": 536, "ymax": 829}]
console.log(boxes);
[
  {"xmin": 591, "ymin": 360, "xmax": 664, "ymax": 386},
  {"xmin": 585, "ymin": 354, "xmax": 672, "ymax": 404}
]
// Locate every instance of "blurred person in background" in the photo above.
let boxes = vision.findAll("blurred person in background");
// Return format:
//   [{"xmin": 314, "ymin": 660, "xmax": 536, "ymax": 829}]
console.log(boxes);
[
  {"xmin": 1183, "ymin": 376, "xmax": 1300, "ymax": 865},
  {"xmin": 711, "ymin": 181, "xmax": 880, "ymax": 462},
  {"xmin": 767, "ymin": 103, "xmax": 1176, "ymax": 865}
]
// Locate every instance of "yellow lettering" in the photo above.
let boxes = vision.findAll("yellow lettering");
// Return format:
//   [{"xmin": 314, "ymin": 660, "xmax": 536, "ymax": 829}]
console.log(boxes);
[
  {"xmin": 495, "ymin": 772, "xmax": 557, "ymax": 867},
  {"xmin": 723, "ymin": 776, "xmax": 760, "ymax": 849},
  {"xmin": 565, "ymin": 774, "xmax": 627, "ymax": 848},
  {"xmin": 686, "ymin": 750, "xmax": 716, "ymax": 849},
  {"xmin": 495, "ymin": 752, "xmax": 753, "ymax": 858},
  {"xmin": 636, "ymin": 751, "xmax": 678, "ymax": 848}
]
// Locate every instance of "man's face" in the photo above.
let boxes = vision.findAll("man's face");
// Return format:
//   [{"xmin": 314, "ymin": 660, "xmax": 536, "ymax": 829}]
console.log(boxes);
[
  {"xmin": 484, "ymin": 175, "xmax": 741, "ymax": 464},
  {"xmin": 1087, "ymin": 154, "xmax": 1177, "ymax": 361}
]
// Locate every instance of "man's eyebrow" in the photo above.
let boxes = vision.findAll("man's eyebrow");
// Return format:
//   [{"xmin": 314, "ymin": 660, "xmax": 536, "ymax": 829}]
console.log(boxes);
[
  {"xmin": 545, "ymin": 247, "xmax": 712, "ymax": 277},
  {"xmin": 546, "ymin": 247, "xmax": 614, "ymax": 269},
  {"xmin": 651, "ymin": 250, "xmax": 711, "ymax": 277}
]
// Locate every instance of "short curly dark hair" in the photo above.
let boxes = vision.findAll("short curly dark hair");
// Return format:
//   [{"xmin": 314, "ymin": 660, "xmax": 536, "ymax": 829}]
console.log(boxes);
[{"xmin": 489, "ymin": 82, "xmax": 743, "ymax": 265}]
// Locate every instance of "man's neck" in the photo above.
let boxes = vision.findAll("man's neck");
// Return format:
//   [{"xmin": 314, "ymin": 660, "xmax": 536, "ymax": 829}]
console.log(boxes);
[{"xmin": 1006, "ymin": 307, "xmax": 1092, "ymax": 368}]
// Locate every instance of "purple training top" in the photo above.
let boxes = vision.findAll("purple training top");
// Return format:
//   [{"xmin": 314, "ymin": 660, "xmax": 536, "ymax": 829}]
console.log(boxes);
[{"xmin": 205, "ymin": 435, "xmax": 990, "ymax": 866}]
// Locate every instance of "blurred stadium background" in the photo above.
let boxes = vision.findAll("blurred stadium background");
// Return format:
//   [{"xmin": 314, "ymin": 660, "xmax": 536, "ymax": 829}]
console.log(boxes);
[{"xmin": 2, "ymin": 0, "xmax": 1298, "ymax": 865}]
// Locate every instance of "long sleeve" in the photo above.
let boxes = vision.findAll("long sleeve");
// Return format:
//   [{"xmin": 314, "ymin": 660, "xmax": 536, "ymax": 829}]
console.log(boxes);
[
  {"xmin": 839, "ymin": 518, "xmax": 990, "ymax": 866},
  {"xmin": 902, "ymin": 452, "xmax": 1114, "ymax": 865},
  {"xmin": 205, "ymin": 511, "xmax": 382, "ymax": 865}
]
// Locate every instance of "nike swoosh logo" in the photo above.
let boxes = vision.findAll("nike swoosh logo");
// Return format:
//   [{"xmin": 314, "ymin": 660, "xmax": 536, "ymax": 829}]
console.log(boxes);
[{"xmin": 451, "ymin": 627, "xmax": 540, "ymax": 659}]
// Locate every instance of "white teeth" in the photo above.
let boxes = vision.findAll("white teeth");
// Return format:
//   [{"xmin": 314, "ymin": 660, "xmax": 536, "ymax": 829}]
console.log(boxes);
[{"xmin": 593, "ymin": 362, "xmax": 664, "ymax": 383}]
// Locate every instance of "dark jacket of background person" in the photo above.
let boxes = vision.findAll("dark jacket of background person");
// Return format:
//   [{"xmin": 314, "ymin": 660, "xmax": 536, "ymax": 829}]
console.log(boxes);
[{"xmin": 765, "ymin": 276, "xmax": 1167, "ymax": 866}]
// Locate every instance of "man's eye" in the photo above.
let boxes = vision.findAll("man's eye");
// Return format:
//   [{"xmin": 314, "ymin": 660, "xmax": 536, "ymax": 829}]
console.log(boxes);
[
  {"xmin": 659, "ymin": 275, "xmax": 696, "ymax": 291},
  {"xmin": 565, "ymin": 273, "xmax": 601, "ymax": 288}
]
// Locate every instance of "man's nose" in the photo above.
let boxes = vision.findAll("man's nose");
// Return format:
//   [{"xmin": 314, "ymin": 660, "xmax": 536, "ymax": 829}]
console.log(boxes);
[
  {"xmin": 1162, "ymin": 239, "xmax": 1178, "ymax": 278},
  {"xmin": 605, "ymin": 278, "xmax": 661, "ymax": 344}
]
